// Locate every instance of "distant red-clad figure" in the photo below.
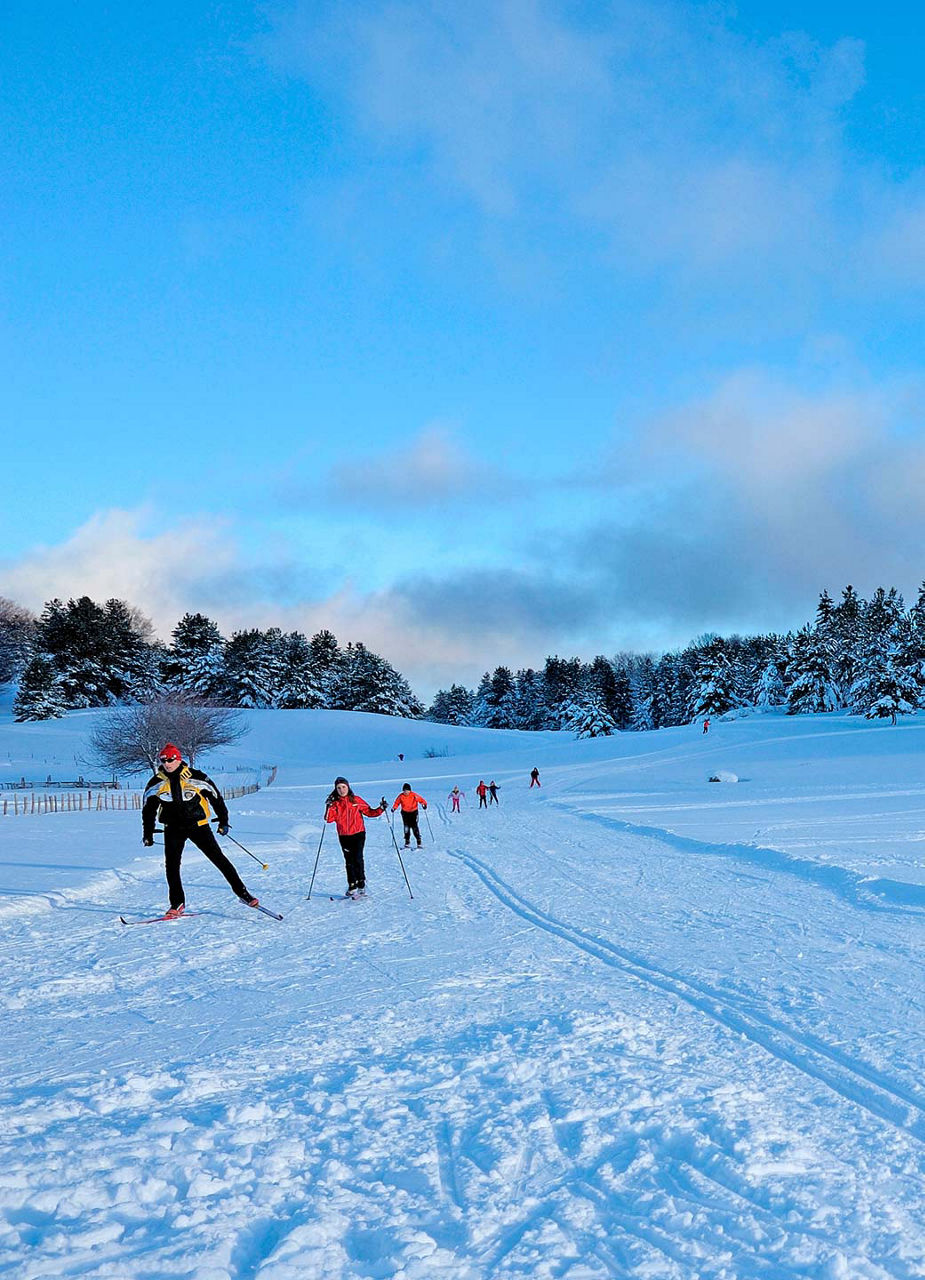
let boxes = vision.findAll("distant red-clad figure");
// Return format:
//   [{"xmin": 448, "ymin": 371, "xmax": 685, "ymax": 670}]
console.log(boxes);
[
  {"xmin": 476, "ymin": 780, "xmax": 488, "ymax": 809},
  {"xmin": 530, "ymin": 767, "xmax": 541, "ymax": 788},
  {"xmin": 703, "ymin": 718, "xmax": 710, "ymax": 735}
]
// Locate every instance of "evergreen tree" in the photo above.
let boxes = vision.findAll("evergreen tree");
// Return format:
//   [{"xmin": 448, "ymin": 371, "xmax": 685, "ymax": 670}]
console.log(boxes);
[
  {"xmin": 542, "ymin": 656, "xmax": 583, "ymax": 728},
  {"xmin": 101, "ymin": 598, "xmax": 156, "ymax": 699},
  {"xmin": 428, "ymin": 684, "xmax": 474, "ymax": 724},
  {"xmin": 849, "ymin": 632, "xmax": 919, "ymax": 721},
  {"xmin": 13, "ymin": 655, "xmax": 67, "ymax": 721},
  {"xmin": 306, "ymin": 630, "xmax": 342, "ymax": 707},
  {"xmin": 630, "ymin": 656, "xmax": 657, "ymax": 731},
  {"xmin": 828, "ymin": 585, "xmax": 863, "ymax": 702},
  {"xmin": 786, "ymin": 627, "xmax": 840, "ymax": 714},
  {"xmin": 334, "ymin": 642, "xmax": 423, "ymax": 717},
  {"xmin": 815, "ymin": 589, "xmax": 835, "ymax": 631},
  {"xmin": 166, "ymin": 613, "xmax": 226, "ymax": 701},
  {"xmin": 0, "ymin": 598, "xmax": 36, "ymax": 684},
  {"xmin": 223, "ymin": 629, "xmax": 276, "ymax": 708},
  {"xmin": 687, "ymin": 639, "xmax": 741, "ymax": 719},
  {"xmin": 897, "ymin": 599, "xmax": 925, "ymax": 705},
  {"xmin": 564, "ymin": 697, "xmax": 616, "ymax": 738},
  {"xmin": 864, "ymin": 587, "xmax": 904, "ymax": 643},
  {"xmin": 511, "ymin": 668, "xmax": 546, "ymax": 730},
  {"xmin": 31, "ymin": 595, "xmax": 155, "ymax": 707},
  {"xmin": 261, "ymin": 627, "xmax": 290, "ymax": 706},
  {"xmin": 610, "ymin": 665, "xmax": 635, "ymax": 730},
  {"xmin": 654, "ymin": 653, "xmax": 685, "ymax": 727},
  {"xmin": 277, "ymin": 632, "xmax": 326, "ymax": 709},
  {"xmin": 755, "ymin": 656, "xmax": 787, "ymax": 708},
  {"xmin": 473, "ymin": 666, "xmax": 517, "ymax": 728}
]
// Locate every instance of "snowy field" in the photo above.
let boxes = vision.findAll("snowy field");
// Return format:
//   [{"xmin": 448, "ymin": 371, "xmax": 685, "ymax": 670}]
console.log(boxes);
[{"xmin": 1, "ymin": 706, "xmax": 924, "ymax": 1278}]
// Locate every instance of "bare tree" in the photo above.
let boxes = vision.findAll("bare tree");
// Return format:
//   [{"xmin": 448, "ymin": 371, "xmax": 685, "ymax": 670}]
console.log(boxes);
[{"xmin": 87, "ymin": 697, "xmax": 249, "ymax": 777}]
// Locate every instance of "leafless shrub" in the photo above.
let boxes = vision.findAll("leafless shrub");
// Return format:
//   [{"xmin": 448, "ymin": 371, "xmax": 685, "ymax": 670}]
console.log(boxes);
[{"xmin": 87, "ymin": 697, "xmax": 249, "ymax": 777}]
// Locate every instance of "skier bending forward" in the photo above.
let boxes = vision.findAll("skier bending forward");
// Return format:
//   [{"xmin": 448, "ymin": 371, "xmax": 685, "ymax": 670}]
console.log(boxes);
[
  {"xmin": 142, "ymin": 742, "xmax": 257, "ymax": 917},
  {"xmin": 325, "ymin": 776, "xmax": 386, "ymax": 897}
]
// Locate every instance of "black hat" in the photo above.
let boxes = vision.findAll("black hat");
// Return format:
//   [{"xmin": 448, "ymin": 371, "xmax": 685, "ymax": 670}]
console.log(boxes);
[
  {"xmin": 334, "ymin": 776, "xmax": 349, "ymax": 786},
  {"xmin": 402, "ymin": 783, "xmax": 411, "ymax": 791}
]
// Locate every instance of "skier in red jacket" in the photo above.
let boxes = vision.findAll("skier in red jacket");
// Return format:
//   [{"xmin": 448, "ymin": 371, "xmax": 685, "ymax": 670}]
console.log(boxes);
[
  {"xmin": 391, "ymin": 783, "xmax": 427, "ymax": 848},
  {"xmin": 324, "ymin": 776, "xmax": 386, "ymax": 897},
  {"xmin": 476, "ymin": 780, "xmax": 488, "ymax": 809}
]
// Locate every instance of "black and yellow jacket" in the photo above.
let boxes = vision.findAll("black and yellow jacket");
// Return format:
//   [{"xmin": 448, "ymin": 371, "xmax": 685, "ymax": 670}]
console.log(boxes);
[{"xmin": 142, "ymin": 763, "xmax": 229, "ymax": 840}]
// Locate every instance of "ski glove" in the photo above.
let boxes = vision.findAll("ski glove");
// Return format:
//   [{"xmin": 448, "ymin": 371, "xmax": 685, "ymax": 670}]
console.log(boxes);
[
  {"xmin": 217, "ymin": 823, "xmax": 230, "ymax": 836},
  {"xmin": 142, "ymin": 836, "xmax": 154, "ymax": 847}
]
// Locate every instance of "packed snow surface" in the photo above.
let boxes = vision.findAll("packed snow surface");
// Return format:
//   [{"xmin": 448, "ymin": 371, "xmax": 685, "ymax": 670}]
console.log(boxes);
[{"xmin": 1, "ymin": 706, "xmax": 924, "ymax": 1278}]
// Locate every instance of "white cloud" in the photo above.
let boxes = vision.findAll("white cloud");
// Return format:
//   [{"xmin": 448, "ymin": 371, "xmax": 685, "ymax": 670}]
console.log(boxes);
[
  {"xmin": 0, "ymin": 509, "xmax": 239, "ymax": 634},
  {"xmin": 607, "ymin": 371, "xmax": 925, "ymax": 608},
  {"xmin": 0, "ymin": 508, "xmax": 523, "ymax": 695},
  {"xmin": 262, "ymin": 0, "xmax": 881, "ymax": 287},
  {"xmin": 324, "ymin": 422, "xmax": 511, "ymax": 507}
]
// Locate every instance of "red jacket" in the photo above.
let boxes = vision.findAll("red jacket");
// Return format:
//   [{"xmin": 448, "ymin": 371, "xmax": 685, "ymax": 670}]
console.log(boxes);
[
  {"xmin": 325, "ymin": 794, "xmax": 384, "ymax": 836},
  {"xmin": 392, "ymin": 791, "xmax": 427, "ymax": 812}
]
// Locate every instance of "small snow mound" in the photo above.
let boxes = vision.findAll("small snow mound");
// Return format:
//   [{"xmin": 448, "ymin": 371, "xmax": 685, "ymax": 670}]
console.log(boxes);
[{"xmin": 708, "ymin": 770, "xmax": 739, "ymax": 783}]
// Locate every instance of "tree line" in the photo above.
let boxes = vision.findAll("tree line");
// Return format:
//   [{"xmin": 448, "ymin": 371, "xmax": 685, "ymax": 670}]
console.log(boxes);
[
  {"xmin": 2, "ymin": 597, "xmax": 422, "ymax": 722},
  {"xmin": 3, "ymin": 582, "xmax": 924, "ymax": 732},
  {"xmin": 428, "ymin": 583, "xmax": 925, "ymax": 734}
]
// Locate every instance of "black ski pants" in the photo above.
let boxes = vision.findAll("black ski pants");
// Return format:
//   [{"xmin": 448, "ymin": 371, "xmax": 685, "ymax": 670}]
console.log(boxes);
[
  {"xmin": 400, "ymin": 810, "xmax": 421, "ymax": 845},
  {"xmin": 164, "ymin": 824, "xmax": 247, "ymax": 908},
  {"xmin": 338, "ymin": 831, "xmax": 367, "ymax": 889}
]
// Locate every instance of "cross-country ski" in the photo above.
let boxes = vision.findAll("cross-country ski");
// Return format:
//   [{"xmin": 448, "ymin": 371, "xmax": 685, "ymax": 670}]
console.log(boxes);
[{"xmin": 119, "ymin": 911, "xmax": 205, "ymax": 926}]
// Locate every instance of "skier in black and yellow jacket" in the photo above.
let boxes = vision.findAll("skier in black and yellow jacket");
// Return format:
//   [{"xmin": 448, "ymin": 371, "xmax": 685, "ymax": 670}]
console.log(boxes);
[{"xmin": 142, "ymin": 742, "xmax": 256, "ymax": 917}]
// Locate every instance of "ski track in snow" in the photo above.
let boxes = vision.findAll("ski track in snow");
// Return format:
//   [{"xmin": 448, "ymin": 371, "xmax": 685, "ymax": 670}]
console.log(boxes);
[{"xmin": 2, "ymin": 715, "xmax": 925, "ymax": 1278}]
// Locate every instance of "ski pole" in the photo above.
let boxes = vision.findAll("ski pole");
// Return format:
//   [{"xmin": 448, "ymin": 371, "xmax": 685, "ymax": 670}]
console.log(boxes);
[
  {"xmin": 424, "ymin": 809, "xmax": 434, "ymax": 842},
  {"xmin": 382, "ymin": 807, "xmax": 414, "ymax": 899},
  {"xmin": 306, "ymin": 817, "xmax": 327, "ymax": 900},
  {"xmin": 220, "ymin": 830, "xmax": 269, "ymax": 870}
]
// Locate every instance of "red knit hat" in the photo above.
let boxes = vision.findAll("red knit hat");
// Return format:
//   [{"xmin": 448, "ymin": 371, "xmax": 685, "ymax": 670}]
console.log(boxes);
[{"xmin": 159, "ymin": 743, "xmax": 182, "ymax": 762}]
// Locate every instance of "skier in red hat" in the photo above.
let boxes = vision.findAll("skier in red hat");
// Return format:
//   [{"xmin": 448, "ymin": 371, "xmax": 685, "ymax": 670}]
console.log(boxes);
[{"xmin": 142, "ymin": 742, "xmax": 257, "ymax": 917}]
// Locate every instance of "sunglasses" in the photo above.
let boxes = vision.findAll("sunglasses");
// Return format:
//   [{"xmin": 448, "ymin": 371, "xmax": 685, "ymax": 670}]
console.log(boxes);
[{"xmin": 159, "ymin": 755, "xmax": 180, "ymax": 763}]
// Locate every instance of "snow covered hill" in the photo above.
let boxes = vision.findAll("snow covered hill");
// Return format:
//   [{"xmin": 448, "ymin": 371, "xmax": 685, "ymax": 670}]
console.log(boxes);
[{"xmin": 1, "ymin": 707, "xmax": 924, "ymax": 1278}]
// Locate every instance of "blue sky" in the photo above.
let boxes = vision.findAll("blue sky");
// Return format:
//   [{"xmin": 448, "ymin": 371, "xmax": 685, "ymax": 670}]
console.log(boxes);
[{"xmin": 2, "ymin": 0, "xmax": 924, "ymax": 694}]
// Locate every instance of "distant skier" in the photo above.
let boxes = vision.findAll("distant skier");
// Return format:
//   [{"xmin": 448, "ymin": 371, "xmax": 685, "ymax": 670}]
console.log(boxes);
[
  {"xmin": 488, "ymin": 781, "xmax": 500, "ymax": 805},
  {"xmin": 476, "ymin": 780, "xmax": 488, "ymax": 809},
  {"xmin": 448, "ymin": 786, "xmax": 465, "ymax": 813},
  {"xmin": 530, "ymin": 767, "xmax": 541, "ymax": 788},
  {"xmin": 324, "ymin": 776, "xmax": 386, "ymax": 897},
  {"xmin": 702, "ymin": 718, "xmax": 710, "ymax": 735},
  {"xmin": 142, "ymin": 742, "xmax": 257, "ymax": 917},
  {"xmin": 392, "ymin": 783, "xmax": 427, "ymax": 848}
]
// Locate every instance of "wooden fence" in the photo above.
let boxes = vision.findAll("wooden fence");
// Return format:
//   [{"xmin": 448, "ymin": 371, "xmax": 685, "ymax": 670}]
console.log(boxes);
[{"xmin": 0, "ymin": 780, "xmax": 262, "ymax": 818}]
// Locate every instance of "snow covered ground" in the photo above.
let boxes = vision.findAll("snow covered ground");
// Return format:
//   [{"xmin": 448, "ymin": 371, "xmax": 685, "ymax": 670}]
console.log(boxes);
[{"xmin": 1, "ymin": 706, "xmax": 924, "ymax": 1278}]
